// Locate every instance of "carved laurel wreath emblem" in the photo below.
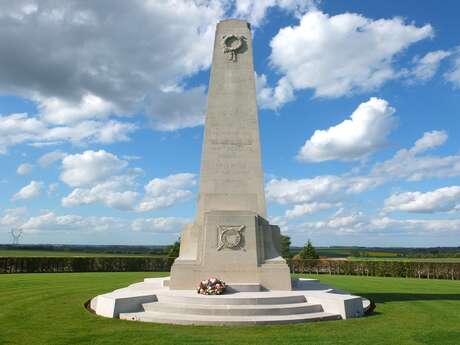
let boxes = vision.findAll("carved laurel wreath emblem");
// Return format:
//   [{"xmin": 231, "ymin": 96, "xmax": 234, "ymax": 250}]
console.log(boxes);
[
  {"xmin": 217, "ymin": 225, "xmax": 245, "ymax": 251},
  {"xmin": 221, "ymin": 34, "xmax": 245, "ymax": 62}
]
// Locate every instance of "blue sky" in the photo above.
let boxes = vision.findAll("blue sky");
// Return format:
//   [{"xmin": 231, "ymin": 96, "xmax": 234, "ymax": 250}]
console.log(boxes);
[{"xmin": 0, "ymin": 0, "xmax": 459, "ymax": 247}]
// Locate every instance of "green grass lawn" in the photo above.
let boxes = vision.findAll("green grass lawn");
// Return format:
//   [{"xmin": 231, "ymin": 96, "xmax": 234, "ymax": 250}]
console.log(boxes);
[
  {"xmin": 0, "ymin": 250, "xmax": 165, "ymax": 257},
  {"xmin": 1, "ymin": 273, "xmax": 459, "ymax": 345}
]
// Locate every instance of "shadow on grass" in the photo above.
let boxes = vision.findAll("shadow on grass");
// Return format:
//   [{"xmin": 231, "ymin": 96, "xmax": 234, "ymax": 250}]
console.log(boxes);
[{"xmin": 356, "ymin": 293, "xmax": 460, "ymax": 304}]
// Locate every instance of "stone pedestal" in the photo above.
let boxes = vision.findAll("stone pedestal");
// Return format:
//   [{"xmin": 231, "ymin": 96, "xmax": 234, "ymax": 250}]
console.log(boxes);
[
  {"xmin": 91, "ymin": 277, "xmax": 369, "ymax": 324},
  {"xmin": 170, "ymin": 211, "xmax": 291, "ymax": 290}
]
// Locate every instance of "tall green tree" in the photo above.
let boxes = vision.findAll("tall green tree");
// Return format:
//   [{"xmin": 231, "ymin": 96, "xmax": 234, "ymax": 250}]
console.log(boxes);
[
  {"xmin": 167, "ymin": 238, "xmax": 181, "ymax": 258},
  {"xmin": 298, "ymin": 239, "xmax": 319, "ymax": 259},
  {"xmin": 280, "ymin": 235, "xmax": 291, "ymax": 258}
]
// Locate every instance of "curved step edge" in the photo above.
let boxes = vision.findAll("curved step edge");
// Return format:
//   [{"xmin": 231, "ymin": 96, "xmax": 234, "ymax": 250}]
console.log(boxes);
[
  {"xmin": 120, "ymin": 311, "xmax": 341, "ymax": 325},
  {"xmin": 155, "ymin": 294, "xmax": 306, "ymax": 305},
  {"xmin": 142, "ymin": 301, "xmax": 323, "ymax": 316}
]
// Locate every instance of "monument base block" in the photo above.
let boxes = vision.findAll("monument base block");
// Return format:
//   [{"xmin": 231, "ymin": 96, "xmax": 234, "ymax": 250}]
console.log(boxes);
[
  {"xmin": 169, "ymin": 262, "xmax": 291, "ymax": 291},
  {"xmin": 169, "ymin": 210, "xmax": 292, "ymax": 291},
  {"xmin": 90, "ymin": 277, "xmax": 371, "ymax": 325}
]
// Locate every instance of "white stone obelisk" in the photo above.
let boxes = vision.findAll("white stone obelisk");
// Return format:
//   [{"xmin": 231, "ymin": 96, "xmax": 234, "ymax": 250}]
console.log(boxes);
[{"xmin": 170, "ymin": 19, "xmax": 291, "ymax": 290}]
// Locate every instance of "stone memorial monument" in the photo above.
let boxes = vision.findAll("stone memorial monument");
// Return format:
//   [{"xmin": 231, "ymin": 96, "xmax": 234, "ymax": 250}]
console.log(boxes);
[
  {"xmin": 90, "ymin": 19, "xmax": 369, "ymax": 325},
  {"xmin": 169, "ymin": 19, "xmax": 291, "ymax": 291}
]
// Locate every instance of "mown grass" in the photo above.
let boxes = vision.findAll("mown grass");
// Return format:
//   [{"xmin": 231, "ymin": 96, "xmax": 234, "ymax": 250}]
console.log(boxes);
[{"xmin": 0, "ymin": 272, "xmax": 459, "ymax": 345}]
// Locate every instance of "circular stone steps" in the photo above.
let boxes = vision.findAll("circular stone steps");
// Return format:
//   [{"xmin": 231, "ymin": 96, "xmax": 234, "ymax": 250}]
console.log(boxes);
[
  {"xmin": 92, "ymin": 278, "xmax": 367, "ymax": 325},
  {"xmin": 117, "ymin": 290, "xmax": 343, "ymax": 325},
  {"xmin": 119, "ymin": 310, "xmax": 341, "ymax": 326},
  {"xmin": 142, "ymin": 301, "xmax": 323, "ymax": 316},
  {"xmin": 155, "ymin": 293, "xmax": 307, "ymax": 305}
]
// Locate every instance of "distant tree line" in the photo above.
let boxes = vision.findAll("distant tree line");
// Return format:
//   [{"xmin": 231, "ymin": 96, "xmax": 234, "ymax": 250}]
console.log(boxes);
[
  {"xmin": 275, "ymin": 240, "xmax": 460, "ymax": 259},
  {"xmin": 2, "ymin": 244, "xmax": 459, "ymax": 258},
  {"xmin": 341, "ymin": 246, "xmax": 460, "ymax": 258},
  {"xmin": 0, "ymin": 244, "xmax": 170, "ymax": 256}
]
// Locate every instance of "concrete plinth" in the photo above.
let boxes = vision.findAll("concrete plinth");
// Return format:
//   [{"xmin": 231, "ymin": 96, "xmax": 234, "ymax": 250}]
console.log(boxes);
[
  {"xmin": 90, "ymin": 277, "xmax": 369, "ymax": 325},
  {"xmin": 170, "ymin": 211, "xmax": 291, "ymax": 290}
]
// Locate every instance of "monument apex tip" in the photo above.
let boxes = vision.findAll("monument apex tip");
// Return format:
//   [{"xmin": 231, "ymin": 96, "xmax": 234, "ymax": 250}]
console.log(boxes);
[{"xmin": 218, "ymin": 18, "xmax": 251, "ymax": 30}]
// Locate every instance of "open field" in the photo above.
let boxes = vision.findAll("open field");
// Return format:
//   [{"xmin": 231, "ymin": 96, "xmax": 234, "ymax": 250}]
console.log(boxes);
[
  {"xmin": 0, "ymin": 249, "xmax": 165, "ymax": 257},
  {"xmin": 315, "ymin": 248, "xmax": 400, "ymax": 258},
  {"xmin": 347, "ymin": 257, "xmax": 460, "ymax": 263},
  {"xmin": 1, "ymin": 273, "xmax": 459, "ymax": 345}
]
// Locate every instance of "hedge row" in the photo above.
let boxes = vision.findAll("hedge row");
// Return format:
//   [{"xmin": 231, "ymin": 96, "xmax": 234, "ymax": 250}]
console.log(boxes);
[
  {"xmin": 1, "ymin": 257, "xmax": 459, "ymax": 280},
  {"xmin": 288, "ymin": 259, "xmax": 460, "ymax": 280}
]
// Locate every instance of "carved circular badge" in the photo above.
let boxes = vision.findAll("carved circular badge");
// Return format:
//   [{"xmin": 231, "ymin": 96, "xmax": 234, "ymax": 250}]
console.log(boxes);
[
  {"xmin": 222, "ymin": 228, "xmax": 241, "ymax": 248},
  {"xmin": 217, "ymin": 225, "xmax": 245, "ymax": 251}
]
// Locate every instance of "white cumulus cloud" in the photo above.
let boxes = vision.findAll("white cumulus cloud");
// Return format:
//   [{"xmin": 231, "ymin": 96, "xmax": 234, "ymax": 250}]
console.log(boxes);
[
  {"xmin": 21, "ymin": 212, "xmax": 122, "ymax": 233},
  {"xmin": 410, "ymin": 130, "xmax": 448, "ymax": 155},
  {"xmin": 285, "ymin": 202, "xmax": 338, "ymax": 219},
  {"xmin": 267, "ymin": 130, "xmax": 460, "ymax": 210},
  {"xmin": 0, "ymin": 113, "xmax": 45, "ymax": 154},
  {"xmin": 62, "ymin": 176, "xmax": 139, "ymax": 211},
  {"xmin": 147, "ymin": 87, "xmax": 206, "ymax": 131},
  {"xmin": 445, "ymin": 48, "xmax": 460, "ymax": 88},
  {"xmin": 137, "ymin": 173, "xmax": 196, "ymax": 212},
  {"xmin": 38, "ymin": 94, "xmax": 116, "ymax": 125},
  {"xmin": 0, "ymin": 207, "xmax": 27, "ymax": 227},
  {"xmin": 37, "ymin": 150, "xmax": 66, "ymax": 167},
  {"xmin": 16, "ymin": 163, "xmax": 34, "ymax": 175},
  {"xmin": 260, "ymin": 10, "xmax": 432, "ymax": 108},
  {"xmin": 233, "ymin": 0, "xmax": 317, "ymax": 27},
  {"xmin": 266, "ymin": 175, "xmax": 345, "ymax": 204},
  {"xmin": 411, "ymin": 50, "xmax": 451, "ymax": 81},
  {"xmin": 297, "ymin": 98, "xmax": 397, "ymax": 162},
  {"xmin": 256, "ymin": 73, "xmax": 294, "ymax": 110},
  {"xmin": 299, "ymin": 213, "xmax": 460, "ymax": 236},
  {"xmin": 60, "ymin": 150, "xmax": 127, "ymax": 187},
  {"xmin": 370, "ymin": 130, "xmax": 458, "ymax": 182},
  {"xmin": 12, "ymin": 181, "xmax": 44, "ymax": 200},
  {"xmin": 0, "ymin": 113, "xmax": 135, "ymax": 153},
  {"xmin": 0, "ymin": 0, "xmax": 225, "ymax": 134},
  {"xmin": 59, "ymin": 150, "xmax": 196, "ymax": 212},
  {"xmin": 131, "ymin": 217, "xmax": 189, "ymax": 233},
  {"xmin": 384, "ymin": 186, "xmax": 460, "ymax": 213}
]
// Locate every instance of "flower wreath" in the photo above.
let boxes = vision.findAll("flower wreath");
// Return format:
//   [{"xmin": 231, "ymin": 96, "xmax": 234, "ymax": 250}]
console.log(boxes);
[
  {"xmin": 222, "ymin": 34, "xmax": 243, "ymax": 53},
  {"xmin": 197, "ymin": 277, "xmax": 226, "ymax": 295}
]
